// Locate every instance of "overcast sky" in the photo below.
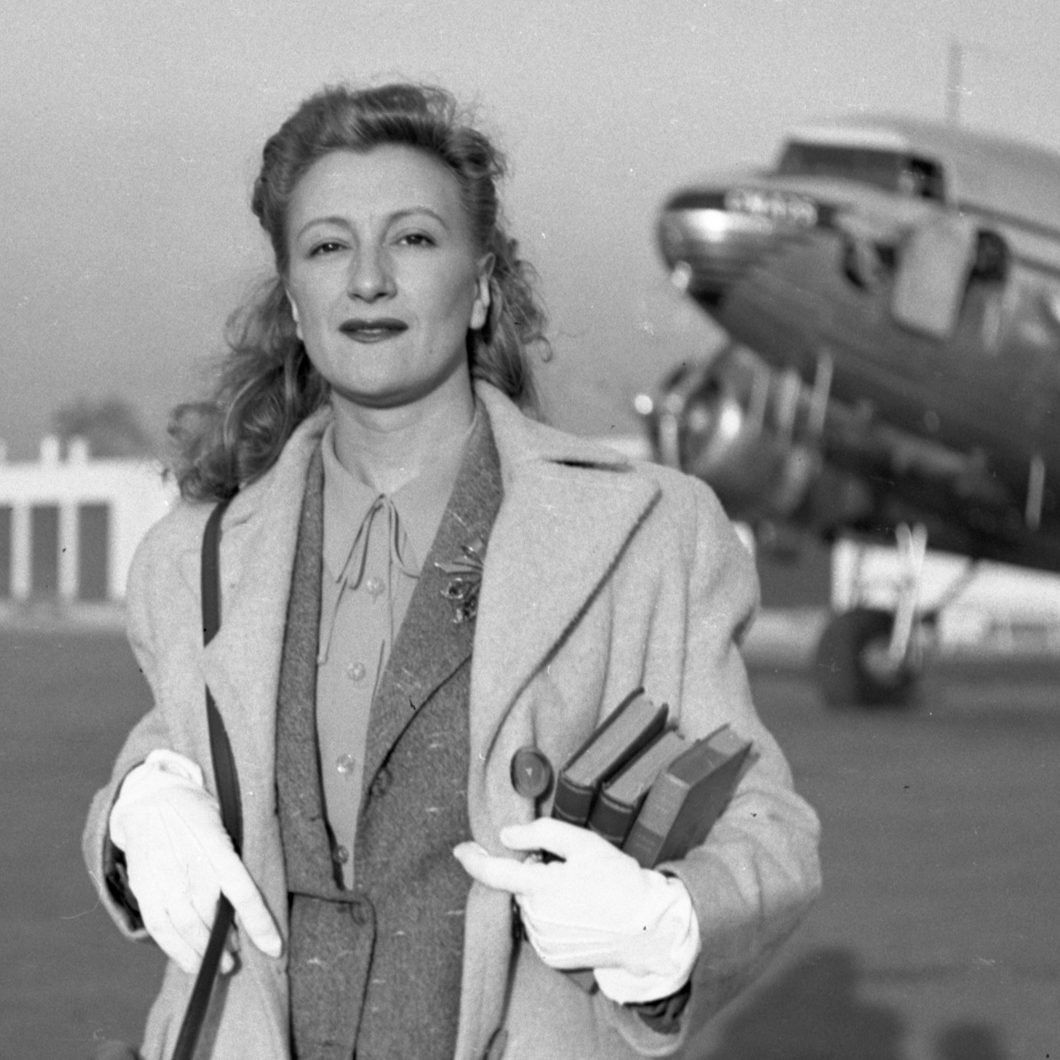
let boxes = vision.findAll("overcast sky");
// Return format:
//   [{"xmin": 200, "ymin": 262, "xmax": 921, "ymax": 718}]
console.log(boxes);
[{"xmin": 3, "ymin": 0, "xmax": 1060, "ymax": 457}]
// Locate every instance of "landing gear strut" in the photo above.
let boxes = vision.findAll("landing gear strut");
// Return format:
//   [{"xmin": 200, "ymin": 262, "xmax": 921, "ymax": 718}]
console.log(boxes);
[{"xmin": 814, "ymin": 524, "xmax": 929, "ymax": 709}]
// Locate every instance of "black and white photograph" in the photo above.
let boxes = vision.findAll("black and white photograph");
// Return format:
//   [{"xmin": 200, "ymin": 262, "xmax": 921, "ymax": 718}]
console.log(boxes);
[{"xmin": 1, "ymin": 2, "xmax": 1058, "ymax": 1057}]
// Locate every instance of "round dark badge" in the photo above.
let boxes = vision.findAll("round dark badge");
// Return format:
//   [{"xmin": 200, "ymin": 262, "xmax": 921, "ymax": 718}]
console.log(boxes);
[{"xmin": 509, "ymin": 746, "xmax": 553, "ymax": 799}]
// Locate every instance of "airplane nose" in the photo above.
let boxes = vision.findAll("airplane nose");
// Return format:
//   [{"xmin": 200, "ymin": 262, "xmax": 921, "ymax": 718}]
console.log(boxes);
[{"xmin": 658, "ymin": 188, "xmax": 817, "ymax": 306}]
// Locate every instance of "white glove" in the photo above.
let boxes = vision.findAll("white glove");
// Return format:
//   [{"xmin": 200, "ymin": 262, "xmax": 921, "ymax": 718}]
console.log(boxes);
[
  {"xmin": 454, "ymin": 818, "xmax": 700, "ymax": 1004},
  {"xmin": 109, "ymin": 749, "xmax": 282, "ymax": 975}
]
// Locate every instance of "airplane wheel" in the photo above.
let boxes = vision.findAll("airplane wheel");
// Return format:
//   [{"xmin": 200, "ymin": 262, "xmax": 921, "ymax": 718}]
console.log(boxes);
[{"xmin": 814, "ymin": 607, "xmax": 919, "ymax": 708}]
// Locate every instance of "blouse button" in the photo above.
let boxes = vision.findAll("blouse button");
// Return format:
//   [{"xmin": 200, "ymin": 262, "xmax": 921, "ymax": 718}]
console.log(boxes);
[
  {"xmin": 336, "ymin": 753, "xmax": 357, "ymax": 775},
  {"xmin": 364, "ymin": 576, "xmax": 385, "ymax": 599},
  {"xmin": 346, "ymin": 661, "xmax": 367, "ymax": 682}
]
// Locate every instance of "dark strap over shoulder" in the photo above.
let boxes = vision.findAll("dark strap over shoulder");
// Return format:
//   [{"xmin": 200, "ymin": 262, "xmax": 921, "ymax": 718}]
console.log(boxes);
[
  {"xmin": 171, "ymin": 496, "xmax": 240, "ymax": 1060},
  {"xmin": 200, "ymin": 497, "xmax": 226, "ymax": 647},
  {"xmin": 200, "ymin": 497, "xmax": 242, "ymax": 852}
]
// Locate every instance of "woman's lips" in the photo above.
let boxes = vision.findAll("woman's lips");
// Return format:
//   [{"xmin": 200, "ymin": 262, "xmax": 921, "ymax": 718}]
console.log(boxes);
[{"xmin": 339, "ymin": 318, "xmax": 408, "ymax": 342}]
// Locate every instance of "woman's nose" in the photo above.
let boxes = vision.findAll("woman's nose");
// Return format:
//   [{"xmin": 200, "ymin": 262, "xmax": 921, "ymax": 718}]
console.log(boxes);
[{"xmin": 347, "ymin": 246, "xmax": 395, "ymax": 301}]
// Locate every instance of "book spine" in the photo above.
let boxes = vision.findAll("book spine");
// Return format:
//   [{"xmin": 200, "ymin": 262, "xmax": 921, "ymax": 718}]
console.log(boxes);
[
  {"xmin": 551, "ymin": 776, "xmax": 598, "ymax": 827},
  {"xmin": 586, "ymin": 790, "xmax": 640, "ymax": 847},
  {"xmin": 621, "ymin": 774, "xmax": 689, "ymax": 868}
]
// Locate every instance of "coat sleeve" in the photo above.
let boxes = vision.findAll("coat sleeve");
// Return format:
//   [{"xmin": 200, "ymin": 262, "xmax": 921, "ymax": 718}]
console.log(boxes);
[
  {"xmin": 605, "ymin": 475, "xmax": 822, "ymax": 1054},
  {"xmin": 81, "ymin": 510, "xmax": 206, "ymax": 940}
]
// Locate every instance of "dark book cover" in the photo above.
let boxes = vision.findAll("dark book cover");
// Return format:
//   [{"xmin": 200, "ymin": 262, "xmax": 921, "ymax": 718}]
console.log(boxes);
[
  {"xmin": 622, "ymin": 725, "xmax": 755, "ymax": 869},
  {"xmin": 587, "ymin": 730, "xmax": 687, "ymax": 846},
  {"xmin": 550, "ymin": 689, "xmax": 669, "ymax": 827}
]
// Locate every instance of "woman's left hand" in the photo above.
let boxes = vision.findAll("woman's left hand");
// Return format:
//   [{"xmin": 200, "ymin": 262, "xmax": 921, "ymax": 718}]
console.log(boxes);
[{"xmin": 453, "ymin": 818, "xmax": 700, "ymax": 1002}]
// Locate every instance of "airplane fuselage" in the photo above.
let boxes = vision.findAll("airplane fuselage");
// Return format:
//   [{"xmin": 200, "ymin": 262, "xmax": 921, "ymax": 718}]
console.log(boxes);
[
  {"xmin": 656, "ymin": 117, "xmax": 1060, "ymax": 570},
  {"xmin": 699, "ymin": 182, "xmax": 1060, "ymax": 473}
]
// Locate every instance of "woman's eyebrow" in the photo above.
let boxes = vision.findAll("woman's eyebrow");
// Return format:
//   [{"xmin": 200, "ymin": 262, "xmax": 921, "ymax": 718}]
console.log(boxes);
[
  {"xmin": 296, "ymin": 206, "xmax": 452, "ymax": 242},
  {"xmin": 294, "ymin": 215, "xmax": 350, "ymax": 241},
  {"xmin": 389, "ymin": 206, "xmax": 452, "ymax": 232}
]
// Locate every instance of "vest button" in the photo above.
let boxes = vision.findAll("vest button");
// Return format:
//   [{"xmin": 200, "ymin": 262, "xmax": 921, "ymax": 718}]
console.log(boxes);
[
  {"xmin": 510, "ymin": 746, "xmax": 553, "ymax": 799},
  {"xmin": 332, "ymin": 844, "xmax": 350, "ymax": 865},
  {"xmin": 351, "ymin": 899, "xmax": 372, "ymax": 926},
  {"xmin": 371, "ymin": 768, "xmax": 392, "ymax": 797}
]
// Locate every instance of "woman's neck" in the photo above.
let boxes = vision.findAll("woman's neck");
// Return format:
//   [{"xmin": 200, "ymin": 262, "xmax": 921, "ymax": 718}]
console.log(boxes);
[{"xmin": 328, "ymin": 382, "xmax": 476, "ymax": 494}]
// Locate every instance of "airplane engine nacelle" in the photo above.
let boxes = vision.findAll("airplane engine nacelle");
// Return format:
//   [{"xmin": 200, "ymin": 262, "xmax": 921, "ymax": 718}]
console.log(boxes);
[{"xmin": 640, "ymin": 348, "xmax": 873, "ymax": 530}]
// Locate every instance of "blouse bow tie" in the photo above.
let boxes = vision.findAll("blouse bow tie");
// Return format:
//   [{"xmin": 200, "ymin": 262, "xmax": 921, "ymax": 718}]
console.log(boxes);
[{"xmin": 318, "ymin": 494, "xmax": 418, "ymax": 665}]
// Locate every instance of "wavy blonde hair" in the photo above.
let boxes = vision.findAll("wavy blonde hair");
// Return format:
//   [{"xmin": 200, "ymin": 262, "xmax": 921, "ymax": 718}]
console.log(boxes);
[{"xmin": 171, "ymin": 82, "xmax": 549, "ymax": 500}]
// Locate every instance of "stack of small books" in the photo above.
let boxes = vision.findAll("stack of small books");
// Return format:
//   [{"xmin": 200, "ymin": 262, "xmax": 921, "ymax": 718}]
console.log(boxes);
[{"xmin": 551, "ymin": 688, "xmax": 755, "ymax": 869}]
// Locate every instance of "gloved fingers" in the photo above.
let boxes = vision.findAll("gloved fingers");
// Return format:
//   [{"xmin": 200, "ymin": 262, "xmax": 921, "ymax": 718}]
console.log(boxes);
[
  {"xmin": 144, "ymin": 903, "xmax": 244, "ymax": 976},
  {"xmin": 151, "ymin": 808, "xmax": 279, "ymax": 958},
  {"xmin": 518, "ymin": 921, "xmax": 624, "ymax": 969},
  {"xmin": 136, "ymin": 866, "xmax": 246, "ymax": 976},
  {"xmin": 514, "ymin": 896, "xmax": 632, "ymax": 965},
  {"xmin": 139, "ymin": 896, "xmax": 215, "ymax": 975},
  {"xmin": 499, "ymin": 819, "xmax": 618, "ymax": 863},
  {"xmin": 453, "ymin": 841, "xmax": 544, "ymax": 897},
  {"xmin": 209, "ymin": 847, "xmax": 282, "ymax": 958}
]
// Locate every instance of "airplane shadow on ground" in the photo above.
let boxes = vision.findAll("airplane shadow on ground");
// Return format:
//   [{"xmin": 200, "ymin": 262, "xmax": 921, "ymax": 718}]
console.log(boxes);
[{"xmin": 706, "ymin": 947, "xmax": 1008, "ymax": 1060}]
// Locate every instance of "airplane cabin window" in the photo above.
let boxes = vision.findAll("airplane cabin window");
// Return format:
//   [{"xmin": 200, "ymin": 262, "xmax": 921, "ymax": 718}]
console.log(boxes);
[
  {"xmin": 777, "ymin": 143, "xmax": 946, "ymax": 201},
  {"xmin": 901, "ymin": 157, "xmax": 946, "ymax": 201}
]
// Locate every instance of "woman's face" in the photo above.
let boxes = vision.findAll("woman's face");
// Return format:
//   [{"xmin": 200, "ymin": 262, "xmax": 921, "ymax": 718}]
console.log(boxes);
[{"xmin": 284, "ymin": 145, "xmax": 492, "ymax": 415}]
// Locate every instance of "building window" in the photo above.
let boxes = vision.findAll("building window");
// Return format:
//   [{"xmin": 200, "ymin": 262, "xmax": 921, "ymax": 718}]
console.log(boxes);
[
  {"xmin": 78, "ymin": 503, "xmax": 110, "ymax": 601},
  {"xmin": 0, "ymin": 506, "xmax": 10, "ymax": 599},
  {"xmin": 30, "ymin": 504, "xmax": 60, "ymax": 599}
]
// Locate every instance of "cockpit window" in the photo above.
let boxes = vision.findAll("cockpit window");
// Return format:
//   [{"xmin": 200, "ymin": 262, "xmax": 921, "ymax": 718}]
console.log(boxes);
[{"xmin": 777, "ymin": 142, "xmax": 946, "ymax": 201}]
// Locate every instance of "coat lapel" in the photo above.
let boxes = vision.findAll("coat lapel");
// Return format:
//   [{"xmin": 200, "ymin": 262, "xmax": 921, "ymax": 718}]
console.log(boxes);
[
  {"xmin": 454, "ymin": 386, "xmax": 662, "ymax": 1060},
  {"xmin": 469, "ymin": 385, "xmax": 661, "ymax": 758},
  {"xmin": 362, "ymin": 414, "xmax": 504, "ymax": 791}
]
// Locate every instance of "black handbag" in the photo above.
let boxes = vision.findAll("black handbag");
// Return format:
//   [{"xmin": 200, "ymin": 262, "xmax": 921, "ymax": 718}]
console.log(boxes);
[{"xmin": 94, "ymin": 497, "xmax": 239, "ymax": 1060}]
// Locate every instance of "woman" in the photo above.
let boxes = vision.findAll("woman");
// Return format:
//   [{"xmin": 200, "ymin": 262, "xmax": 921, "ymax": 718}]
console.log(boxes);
[{"xmin": 84, "ymin": 82, "xmax": 821, "ymax": 1060}]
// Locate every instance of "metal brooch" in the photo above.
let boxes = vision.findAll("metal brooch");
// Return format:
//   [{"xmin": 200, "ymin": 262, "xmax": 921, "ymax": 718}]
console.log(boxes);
[{"xmin": 435, "ymin": 535, "xmax": 487, "ymax": 624}]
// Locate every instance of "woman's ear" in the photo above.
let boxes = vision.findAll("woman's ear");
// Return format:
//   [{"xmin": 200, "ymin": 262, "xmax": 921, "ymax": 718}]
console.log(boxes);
[
  {"xmin": 284, "ymin": 287, "xmax": 304, "ymax": 341},
  {"xmin": 470, "ymin": 253, "xmax": 495, "ymax": 332}
]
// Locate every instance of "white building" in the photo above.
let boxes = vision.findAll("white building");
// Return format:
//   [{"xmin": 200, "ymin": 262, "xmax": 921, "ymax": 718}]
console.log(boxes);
[{"xmin": 0, "ymin": 437, "xmax": 174, "ymax": 605}]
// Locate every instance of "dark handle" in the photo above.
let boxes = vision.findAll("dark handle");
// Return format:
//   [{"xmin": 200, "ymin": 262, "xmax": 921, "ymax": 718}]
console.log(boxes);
[{"xmin": 170, "ymin": 497, "xmax": 239, "ymax": 1060}]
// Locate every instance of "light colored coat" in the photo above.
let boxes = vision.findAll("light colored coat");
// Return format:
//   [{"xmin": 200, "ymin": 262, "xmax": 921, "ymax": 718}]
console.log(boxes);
[{"xmin": 84, "ymin": 382, "xmax": 821, "ymax": 1060}]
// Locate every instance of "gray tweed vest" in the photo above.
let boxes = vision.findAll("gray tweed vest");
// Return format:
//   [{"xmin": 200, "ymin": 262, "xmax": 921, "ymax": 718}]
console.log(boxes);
[{"xmin": 275, "ymin": 417, "xmax": 503, "ymax": 1060}]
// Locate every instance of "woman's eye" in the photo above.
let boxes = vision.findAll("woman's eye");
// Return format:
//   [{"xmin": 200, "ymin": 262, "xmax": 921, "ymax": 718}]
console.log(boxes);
[
  {"xmin": 309, "ymin": 240, "xmax": 344, "ymax": 256},
  {"xmin": 397, "ymin": 232, "xmax": 435, "ymax": 247}
]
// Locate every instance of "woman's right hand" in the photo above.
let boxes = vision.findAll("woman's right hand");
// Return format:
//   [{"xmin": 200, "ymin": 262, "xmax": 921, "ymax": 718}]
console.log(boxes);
[{"xmin": 108, "ymin": 749, "xmax": 282, "ymax": 974}]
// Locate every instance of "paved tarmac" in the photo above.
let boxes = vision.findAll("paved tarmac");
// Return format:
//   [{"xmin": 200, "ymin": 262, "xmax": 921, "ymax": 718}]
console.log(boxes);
[{"xmin": 2, "ymin": 626, "xmax": 1057, "ymax": 1059}]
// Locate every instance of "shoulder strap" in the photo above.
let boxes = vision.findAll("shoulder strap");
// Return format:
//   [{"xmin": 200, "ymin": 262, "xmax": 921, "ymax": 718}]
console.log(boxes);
[
  {"xmin": 200, "ymin": 497, "xmax": 242, "ymax": 851},
  {"xmin": 200, "ymin": 496, "xmax": 226, "ymax": 646},
  {"xmin": 171, "ymin": 496, "xmax": 239, "ymax": 1060}
]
